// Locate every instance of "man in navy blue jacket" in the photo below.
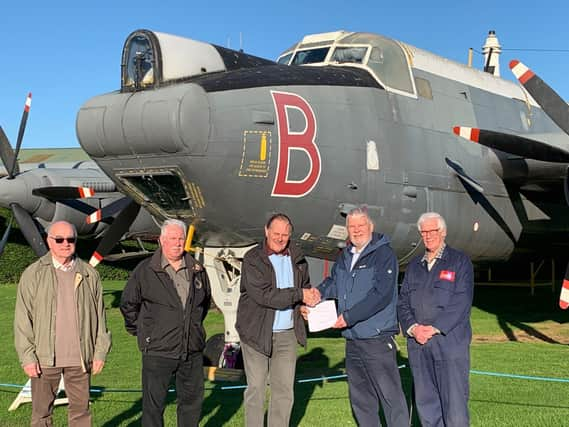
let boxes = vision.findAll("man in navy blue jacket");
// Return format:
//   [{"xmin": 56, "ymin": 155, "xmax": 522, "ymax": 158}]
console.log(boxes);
[
  {"xmin": 398, "ymin": 212, "xmax": 474, "ymax": 427},
  {"xmin": 314, "ymin": 206, "xmax": 409, "ymax": 426}
]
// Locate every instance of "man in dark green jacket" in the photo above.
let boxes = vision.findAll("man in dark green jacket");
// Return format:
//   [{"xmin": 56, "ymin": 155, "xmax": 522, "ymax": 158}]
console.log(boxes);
[
  {"xmin": 14, "ymin": 220, "xmax": 111, "ymax": 427},
  {"xmin": 236, "ymin": 213, "xmax": 319, "ymax": 427}
]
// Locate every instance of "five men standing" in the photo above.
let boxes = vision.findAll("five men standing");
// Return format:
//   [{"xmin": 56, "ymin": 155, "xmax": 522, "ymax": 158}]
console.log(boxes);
[
  {"xmin": 398, "ymin": 212, "xmax": 474, "ymax": 426},
  {"xmin": 13, "ymin": 210, "xmax": 473, "ymax": 426},
  {"xmin": 14, "ymin": 220, "xmax": 111, "ymax": 426},
  {"xmin": 120, "ymin": 219, "xmax": 211, "ymax": 427}
]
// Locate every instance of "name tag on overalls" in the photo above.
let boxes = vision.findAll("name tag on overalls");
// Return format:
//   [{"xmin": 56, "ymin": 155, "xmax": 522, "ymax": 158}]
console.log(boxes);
[{"xmin": 439, "ymin": 270, "xmax": 456, "ymax": 282}]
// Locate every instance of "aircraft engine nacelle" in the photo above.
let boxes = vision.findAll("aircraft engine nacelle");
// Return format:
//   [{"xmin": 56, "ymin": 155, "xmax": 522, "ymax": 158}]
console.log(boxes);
[{"xmin": 77, "ymin": 83, "xmax": 210, "ymax": 158}]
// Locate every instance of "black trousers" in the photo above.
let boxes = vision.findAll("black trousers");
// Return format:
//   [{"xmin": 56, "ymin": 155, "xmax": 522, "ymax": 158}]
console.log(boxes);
[
  {"xmin": 346, "ymin": 336, "xmax": 409, "ymax": 427},
  {"xmin": 142, "ymin": 353, "xmax": 204, "ymax": 427}
]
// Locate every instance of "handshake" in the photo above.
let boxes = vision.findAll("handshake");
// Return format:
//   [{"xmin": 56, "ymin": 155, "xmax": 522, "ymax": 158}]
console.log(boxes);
[{"xmin": 302, "ymin": 287, "xmax": 321, "ymax": 307}]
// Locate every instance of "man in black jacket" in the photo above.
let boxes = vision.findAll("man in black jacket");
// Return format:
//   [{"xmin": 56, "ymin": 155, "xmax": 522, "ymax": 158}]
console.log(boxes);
[
  {"xmin": 235, "ymin": 213, "xmax": 319, "ymax": 427},
  {"xmin": 120, "ymin": 219, "xmax": 210, "ymax": 427}
]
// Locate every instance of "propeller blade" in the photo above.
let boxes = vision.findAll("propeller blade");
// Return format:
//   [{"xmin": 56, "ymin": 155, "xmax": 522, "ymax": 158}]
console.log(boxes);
[
  {"xmin": 0, "ymin": 127, "xmax": 19, "ymax": 178},
  {"xmin": 0, "ymin": 216, "xmax": 13, "ymax": 256},
  {"xmin": 560, "ymin": 262, "xmax": 569, "ymax": 309},
  {"xmin": 453, "ymin": 126, "xmax": 569, "ymax": 163},
  {"xmin": 10, "ymin": 93, "xmax": 32, "ymax": 179},
  {"xmin": 445, "ymin": 157, "xmax": 484, "ymax": 193},
  {"xmin": 89, "ymin": 199, "xmax": 141, "ymax": 267},
  {"xmin": 565, "ymin": 167, "xmax": 569, "ymax": 207},
  {"xmin": 32, "ymin": 186, "xmax": 95, "ymax": 200},
  {"xmin": 10, "ymin": 202, "xmax": 48, "ymax": 257},
  {"xmin": 86, "ymin": 196, "xmax": 132, "ymax": 224},
  {"xmin": 510, "ymin": 60, "xmax": 569, "ymax": 136}
]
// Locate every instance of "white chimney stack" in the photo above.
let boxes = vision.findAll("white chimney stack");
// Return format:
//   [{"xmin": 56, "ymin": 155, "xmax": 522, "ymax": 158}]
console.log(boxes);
[{"xmin": 483, "ymin": 30, "xmax": 502, "ymax": 77}]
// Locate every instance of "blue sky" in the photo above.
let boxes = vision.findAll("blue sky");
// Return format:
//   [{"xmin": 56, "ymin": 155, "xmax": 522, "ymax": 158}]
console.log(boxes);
[{"xmin": 2, "ymin": 1, "xmax": 568, "ymax": 148}]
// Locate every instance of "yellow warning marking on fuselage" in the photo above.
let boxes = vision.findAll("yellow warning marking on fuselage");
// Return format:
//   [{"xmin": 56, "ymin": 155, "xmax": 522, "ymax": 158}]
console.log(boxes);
[
  {"xmin": 187, "ymin": 182, "xmax": 205, "ymax": 209},
  {"xmin": 239, "ymin": 131, "xmax": 272, "ymax": 178},
  {"xmin": 260, "ymin": 133, "xmax": 267, "ymax": 161}
]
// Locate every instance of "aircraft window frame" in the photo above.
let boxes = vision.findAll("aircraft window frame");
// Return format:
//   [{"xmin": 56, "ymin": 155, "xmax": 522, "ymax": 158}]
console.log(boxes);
[
  {"xmin": 117, "ymin": 168, "xmax": 195, "ymax": 218},
  {"xmin": 415, "ymin": 77, "xmax": 433, "ymax": 100},
  {"xmin": 329, "ymin": 45, "xmax": 369, "ymax": 65},
  {"xmin": 121, "ymin": 30, "xmax": 161, "ymax": 92},
  {"xmin": 290, "ymin": 46, "xmax": 331, "ymax": 65},
  {"xmin": 277, "ymin": 53, "xmax": 293, "ymax": 65}
]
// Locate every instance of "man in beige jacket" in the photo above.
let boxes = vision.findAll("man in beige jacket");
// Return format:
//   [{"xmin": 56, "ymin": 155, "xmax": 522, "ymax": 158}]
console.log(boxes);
[{"xmin": 14, "ymin": 221, "xmax": 111, "ymax": 426}]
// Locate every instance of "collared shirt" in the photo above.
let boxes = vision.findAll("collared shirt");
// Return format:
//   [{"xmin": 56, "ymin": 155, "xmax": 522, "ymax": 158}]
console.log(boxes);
[
  {"xmin": 265, "ymin": 243, "xmax": 290, "ymax": 257},
  {"xmin": 162, "ymin": 255, "xmax": 190, "ymax": 308},
  {"xmin": 52, "ymin": 256, "xmax": 76, "ymax": 272},
  {"xmin": 350, "ymin": 241, "xmax": 370, "ymax": 271},
  {"xmin": 268, "ymin": 253, "xmax": 294, "ymax": 331},
  {"xmin": 421, "ymin": 243, "xmax": 447, "ymax": 271}
]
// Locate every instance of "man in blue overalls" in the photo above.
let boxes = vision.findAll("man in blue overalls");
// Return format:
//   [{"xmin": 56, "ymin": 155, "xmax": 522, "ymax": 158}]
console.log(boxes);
[{"xmin": 398, "ymin": 212, "xmax": 474, "ymax": 427}]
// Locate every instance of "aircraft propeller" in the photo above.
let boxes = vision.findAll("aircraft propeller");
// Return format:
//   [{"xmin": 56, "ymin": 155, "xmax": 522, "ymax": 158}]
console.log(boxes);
[
  {"xmin": 561, "ymin": 265, "xmax": 569, "ymax": 309},
  {"xmin": 86, "ymin": 196, "xmax": 133, "ymax": 224},
  {"xmin": 0, "ymin": 93, "xmax": 48, "ymax": 257},
  {"xmin": 89, "ymin": 198, "xmax": 141, "ymax": 267},
  {"xmin": 455, "ymin": 61, "xmax": 569, "ymax": 309},
  {"xmin": 452, "ymin": 126, "xmax": 569, "ymax": 163},
  {"xmin": 0, "ymin": 216, "xmax": 13, "ymax": 256},
  {"xmin": 510, "ymin": 60, "xmax": 569, "ymax": 137},
  {"xmin": 32, "ymin": 186, "xmax": 95, "ymax": 200},
  {"xmin": 9, "ymin": 93, "xmax": 32, "ymax": 180}
]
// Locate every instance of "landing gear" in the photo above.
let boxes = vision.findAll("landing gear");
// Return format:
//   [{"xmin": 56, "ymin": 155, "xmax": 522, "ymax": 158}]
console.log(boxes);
[
  {"xmin": 203, "ymin": 333, "xmax": 243, "ymax": 369},
  {"xmin": 199, "ymin": 245, "xmax": 256, "ymax": 368}
]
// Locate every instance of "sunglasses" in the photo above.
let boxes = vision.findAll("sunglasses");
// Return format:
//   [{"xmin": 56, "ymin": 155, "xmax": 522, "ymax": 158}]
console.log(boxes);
[{"xmin": 49, "ymin": 236, "xmax": 77, "ymax": 244}]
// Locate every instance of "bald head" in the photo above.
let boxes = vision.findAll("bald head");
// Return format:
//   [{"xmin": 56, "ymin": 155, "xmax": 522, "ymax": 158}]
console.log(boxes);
[{"xmin": 46, "ymin": 221, "xmax": 77, "ymax": 264}]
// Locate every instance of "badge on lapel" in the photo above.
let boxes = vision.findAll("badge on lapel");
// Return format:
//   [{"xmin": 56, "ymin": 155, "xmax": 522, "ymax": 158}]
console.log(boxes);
[{"xmin": 439, "ymin": 270, "xmax": 456, "ymax": 282}]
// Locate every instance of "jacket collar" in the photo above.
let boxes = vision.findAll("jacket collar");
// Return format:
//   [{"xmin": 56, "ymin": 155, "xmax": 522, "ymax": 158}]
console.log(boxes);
[
  {"xmin": 259, "ymin": 239, "xmax": 302, "ymax": 264},
  {"xmin": 39, "ymin": 252, "xmax": 90, "ymax": 278},
  {"xmin": 344, "ymin": 232, "xmax": 387, "ymax": 260},
  {"xmin": 149, "ymin": 249, "xmax": 196, "ymax": 272}
]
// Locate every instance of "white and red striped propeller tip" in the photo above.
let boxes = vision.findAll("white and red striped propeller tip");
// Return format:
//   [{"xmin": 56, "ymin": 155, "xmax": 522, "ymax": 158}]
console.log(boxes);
[
  {"xmin": 509, "ymin": 60, "xmax": 535, "ymax": 85},
  {"xmin": 453, "ymin": 126, "xmax": 480, "ymax": 143},
  {"xmin": 560, "ymin": 278, "xmax": 569, "ymax": 310}
]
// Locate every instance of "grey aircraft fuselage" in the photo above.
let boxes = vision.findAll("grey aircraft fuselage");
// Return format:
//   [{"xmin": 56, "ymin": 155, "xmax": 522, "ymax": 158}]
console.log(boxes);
[{"xmin": 76, "ymin": 30, "xmax": 569, "ymax": 264}]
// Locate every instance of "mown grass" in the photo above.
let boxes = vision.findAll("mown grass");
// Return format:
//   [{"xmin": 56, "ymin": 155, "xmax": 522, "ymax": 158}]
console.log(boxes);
[{"xmin": 0, "ymin": 282, "xmax": 568, "ymax": 426}]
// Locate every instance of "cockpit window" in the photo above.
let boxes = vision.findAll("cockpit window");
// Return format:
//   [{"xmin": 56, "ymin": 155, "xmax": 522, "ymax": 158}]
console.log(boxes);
[
  {"xmin": 280, "ymin": 32, "xmax": 416, "ymax": 97},
  {"xmin": 366, "ymin": 45, "xmax": 414, "ymax": 94},
  {"xmin": 330, "ymin": 46, "xmax": 367, "ymax": 64},
  {"xmin": 124, "ymin": 35, "xmax": 155, "ymax": 89},
  {"xmin": 291, "ymin": 47, "xmax": 330, "ymax": 65},
  {"xmin": 277, "ymin": 53, "xmax": 293, "ymax": 65}
]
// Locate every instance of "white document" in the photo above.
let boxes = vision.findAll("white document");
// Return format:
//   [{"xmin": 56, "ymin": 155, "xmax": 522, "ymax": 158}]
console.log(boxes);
[{"xmin": 307, "ymin": 300, "xmax": 338, "ymax": 332}]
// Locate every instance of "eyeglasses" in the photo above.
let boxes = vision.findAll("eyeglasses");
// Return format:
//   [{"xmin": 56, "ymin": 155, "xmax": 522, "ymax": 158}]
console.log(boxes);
[
  {"xmin": 419, "ymin": 228, "xmax": 440, "ymax": 236},
  {"xmin": 49, "ymin": 236, "xmax": 77, "ymax": 244}
]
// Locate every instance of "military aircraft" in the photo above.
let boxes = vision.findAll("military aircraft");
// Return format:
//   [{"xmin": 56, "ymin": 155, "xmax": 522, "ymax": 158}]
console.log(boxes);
[
  {"xmin": 0, "ymin": 94, "xmax": 160, "ymax": 259},
  {"xmin": 75, "ymin": 29, "xmax": 569, "ymax": 365}
]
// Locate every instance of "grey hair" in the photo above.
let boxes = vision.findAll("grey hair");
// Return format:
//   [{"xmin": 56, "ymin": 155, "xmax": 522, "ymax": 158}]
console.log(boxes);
[
  {"xmin": 345, "ymin": 205, "xmax": 374, "ymax": 227},
  {"xmin": 417, "ymin": 212, "xmax": 447, "ymax": 232},
  {"xmin": 160, "ymin": 219, "xmax": 188, "ymax": 237},
  {"xmin": 46, "ymin": 221, "xmax": 77, "ymax": 237}
]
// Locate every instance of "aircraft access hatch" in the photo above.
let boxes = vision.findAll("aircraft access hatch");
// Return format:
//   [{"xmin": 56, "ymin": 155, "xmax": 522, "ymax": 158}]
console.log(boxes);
[{"xmin": 118, "ymin": 169, "xmax": 196, "ymax": 218}]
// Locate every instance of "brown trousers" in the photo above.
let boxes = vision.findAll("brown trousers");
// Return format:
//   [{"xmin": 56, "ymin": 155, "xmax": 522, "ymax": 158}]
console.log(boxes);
[{"xmin": 31, "ymin": 366, "xmax": 91, "ymax": 427}]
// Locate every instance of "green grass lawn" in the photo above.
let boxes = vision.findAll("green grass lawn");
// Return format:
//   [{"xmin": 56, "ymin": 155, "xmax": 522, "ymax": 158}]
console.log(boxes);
[{"xmin": 0, "ymin": 282, "xmax": 568, "ymax": 426}]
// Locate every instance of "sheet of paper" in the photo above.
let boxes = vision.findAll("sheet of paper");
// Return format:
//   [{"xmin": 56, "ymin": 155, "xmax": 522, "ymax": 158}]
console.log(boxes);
[{"xmin": 307, "ymin": 300, "xmax": 337, "ymax": 332}]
